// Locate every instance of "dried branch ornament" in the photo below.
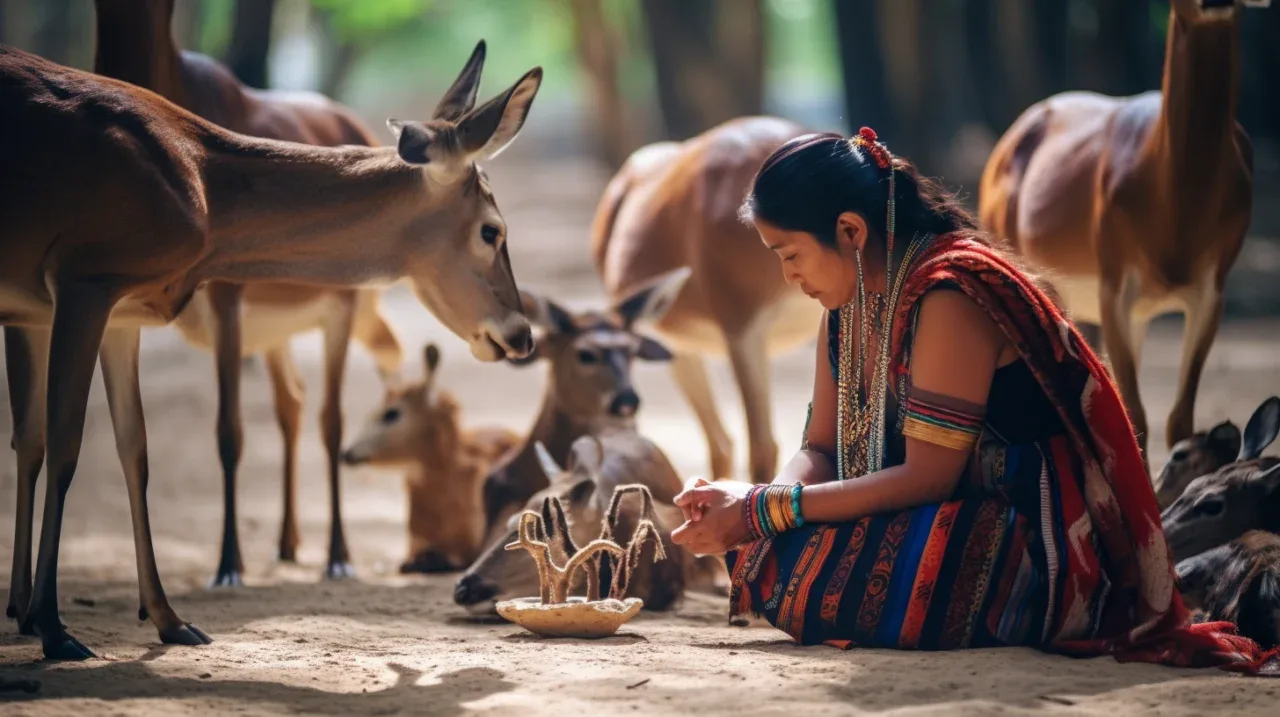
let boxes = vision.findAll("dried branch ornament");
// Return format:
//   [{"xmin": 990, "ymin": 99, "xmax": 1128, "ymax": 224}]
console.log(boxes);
[{"xmin": 495, "ymin": 484, "xmax": 668, "ymax": 638}]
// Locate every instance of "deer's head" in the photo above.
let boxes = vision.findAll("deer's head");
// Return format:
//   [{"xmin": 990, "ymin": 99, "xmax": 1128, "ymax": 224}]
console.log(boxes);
[
  {"xmin": 1154, "ymin": 396, "xmax": 1279, "ymax": 509},
  {"xmin": 508, "ymin": 267, "xmax": 690, "ymax": 421},
  {"xmin": 1161, "ymin": 459, "xmax": 1280, "ymax": 562},
  {"xmin": 1175, "ymin": 531, "xmax": 1280, "ymax": 640},
  {"xmin": 1173, "ymin": 0, "xmax": 1271, "ymax": 23},
  {"xmin": 385, "ymin": 40, "xmax": 541, "ymax": 362},
  {"xmin": 454, "ymin": 438, "xmax": 607, "ymax": 611},
  {"xmin": 341, "ymin": 343, "xmax": 458, "ymax": 468}
]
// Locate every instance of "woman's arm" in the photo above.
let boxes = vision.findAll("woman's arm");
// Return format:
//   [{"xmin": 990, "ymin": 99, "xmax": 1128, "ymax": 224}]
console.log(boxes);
[
  {"xmin": 771, "ymin": 311, "xmax": 840, "ymax": 486},
  {"xmin": 797, "ymin": 289, "xmax": 1007, "ymax": 522}
]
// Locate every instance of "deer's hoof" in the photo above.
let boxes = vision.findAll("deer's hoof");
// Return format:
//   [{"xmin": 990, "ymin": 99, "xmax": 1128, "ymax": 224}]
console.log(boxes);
[
  {"xmin": 209, "ymin": 570, "xmax": 243, "ymax": 589},
  {"xmin": 324, "ymin": 562, "xmax": 356, "ymax": 581},
  {"xmin": 160, "ymin": 623, "xmax": 213, "ymax": 646},
  {"xmin": 39, "ymin": 627, "xmax": 96, "ymax": 661}
]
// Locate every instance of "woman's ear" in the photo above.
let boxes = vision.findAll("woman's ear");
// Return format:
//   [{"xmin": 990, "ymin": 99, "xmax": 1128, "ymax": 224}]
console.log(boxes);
[{"xmin": 835, "ymin": 211, "xmax": 868, "ymax": 255}]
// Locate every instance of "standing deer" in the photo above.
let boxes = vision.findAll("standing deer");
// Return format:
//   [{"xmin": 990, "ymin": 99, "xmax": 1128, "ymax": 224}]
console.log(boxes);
[
  {"xmin": 1161, "ymin": 460, "xmax": 1280, "ymax": 562},
  {"xmin": 0, "ymin": 39, "xmax": 539, "ymax": 658},
  {"xmin": 590, "ymin": 116, "xmax": 820, "ymax": 485},
  {"xmin": 978, "ymin": 0, "xmax": 1269, "ymax": 461},
  {"xmin": 342, "ymin": 343, "xmax": 519, "ymax": 573},
  {"xmin": 1154, "ymin": 396, "xmax": 1280, "ymax": 508},
  {"xmin": 480, "ymin": 267, "xmax": 689, "ymax": 539},
  {"xmin": 90, "ymin": 0, "xmax": 405, "ymax": 586},
  {"xmin": 455, "ymin": 435, "xmax": 723, "ymax": 613}
]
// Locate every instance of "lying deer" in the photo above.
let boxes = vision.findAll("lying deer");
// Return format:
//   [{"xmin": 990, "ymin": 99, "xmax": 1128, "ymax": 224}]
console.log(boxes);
[
  {"xmin": 480, "ymin": 267, "xmax": 689, "ymax": 541},
  {"xmin": 978, "ymin": 0, "xmax": 1270, "ymax": 461},
  {"xmin": 1154, "ymin": 396, "xmax": 1280, "ymax": 509},
  {"xmin": 0, "ymin": 39, "xmax": 538, "ymax": 659},
  {"xmin": 455, "ymin": 436, "xmax": 724, "ymax": 613},
  {"xmin": 342, "ymin": 343, "xmax": 519, "ymax": 574},
  {"xmin": 91, "ymin": 0, "xmax": 406, "ymax": 586},
  {"xmin": 1162, "ymin": 460, "xmax": 1280, "ymax": 563},
  {"xmin": 1176, "ymin": 530, "xmax": 1280, "ymax": 648},
  {"xmin": 590, "ymin": 116, "xmax": 820, "ymax": 484}
]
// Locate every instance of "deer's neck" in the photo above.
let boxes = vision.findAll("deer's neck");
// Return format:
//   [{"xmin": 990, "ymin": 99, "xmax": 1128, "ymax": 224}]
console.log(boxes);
[
  {"xmin": 93, "ymin": 0, "xmax": 187, "ymax": 104},
  {"xmin": 195, "ymin": 133, "xmax": 427, "ymax": 287},
  {"xmin": 1148, "ymin": 12, "xmax": 1242, "ymax": 185}
]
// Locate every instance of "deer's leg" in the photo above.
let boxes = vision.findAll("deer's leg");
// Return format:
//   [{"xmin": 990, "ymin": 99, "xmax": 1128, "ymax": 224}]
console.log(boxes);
[
  {"xmin": 670, "ymin": 351, "xmax": 734, "ymax": 479},
  {"xmin": 350, "ymin": 290, "xmax": 404, "ymax": 385},
  {"xmin": 1168, "ymin": 274, "xmax": 1225, "ymax": 449},
  {"xmin": 99, "ymin": 328, "xmax": 212, "ymax": 646},
  {"xmin": 209, "ymin": 282, "xmax": 246, "ymax": 588},
  {"xmin": 28, "ymin": 284, "xmax": 115, "ymax": 659},
  {"xmin": 265, "ymin": 346, "xmax": 304, "ymax": 563},
  {"xmin": 5, "ymin": 327, "xmax": 48, "ymax": 634},
  {"xmin": 726, "ymin": 324, "xmax": 777, "ymax": 484},
  {"xmin": 320, "ymin": 302, "xmax": 357, "ymax": 580},
  {"xmin": 1099, "ymin": 271, "xmax": 1150, "ymax": 466}
]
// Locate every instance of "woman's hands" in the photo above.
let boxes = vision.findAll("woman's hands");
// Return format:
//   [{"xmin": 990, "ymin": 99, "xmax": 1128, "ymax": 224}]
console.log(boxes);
[{"xmin": 670, "ymin": 477, "xmax": 753, "ymax": 556}]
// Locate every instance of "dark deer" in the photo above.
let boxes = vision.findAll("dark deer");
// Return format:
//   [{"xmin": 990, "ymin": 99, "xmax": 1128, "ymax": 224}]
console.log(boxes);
[
  {"xmin": 1162, "ymin": 461, "xmax": 1280, "ymax": 562},
  {"xmin": 1154, "ymin": 396, "xmax": 1280, "ymax": 508},
  {"xmin": 1176, "ymin": 530, "xmax": 1280, "ymax": 648}
]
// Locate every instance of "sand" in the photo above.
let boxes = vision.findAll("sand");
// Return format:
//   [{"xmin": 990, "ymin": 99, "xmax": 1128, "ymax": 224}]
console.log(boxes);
[{"xmin": 3, "ymin": 156, "xmax": 1280, "ymax": 715}]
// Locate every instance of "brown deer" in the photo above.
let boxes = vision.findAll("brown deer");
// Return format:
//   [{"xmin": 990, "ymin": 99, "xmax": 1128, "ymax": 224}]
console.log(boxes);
[
  {"xmin": 1176, "ymin": 530, "xmax": 1280, "ymax": 648},
  {"xmin": 0, "ymin": 39, "xmax": 539, "ymax": 659},
  {"xmin": 590, "ymin": 116, "xmax": 820, "ymax": 485},
  {"xmin": 480, "ymin": 267, "xmax": 690, "ymax": 539},
  {"xmin": 1154, "ymin": 396, "xmax": 1280, "ymax": 508},
  {"xmin": 89, "ymin": 0, "xmax": 406, "ymax": 586},
  {"xmin": 342, "ymin": 343, "xmax": 519, "ymax": 574},
  {"xmin": 978, "ymin": 0, "xmax": 1269, "ymax": 462},
  {"xmin": 1161, "ymin": 460, "xmax": 1280, "ymax": 562},
  {"xmin": 455, "ymin": 436, "xmax": 725, "ymax": 613}
]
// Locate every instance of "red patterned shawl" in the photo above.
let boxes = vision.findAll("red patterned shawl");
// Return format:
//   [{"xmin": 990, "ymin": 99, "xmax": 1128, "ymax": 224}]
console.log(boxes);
[{"xmin": 890, "ymin": 232, "xmax": 1279, "ymax": 675}]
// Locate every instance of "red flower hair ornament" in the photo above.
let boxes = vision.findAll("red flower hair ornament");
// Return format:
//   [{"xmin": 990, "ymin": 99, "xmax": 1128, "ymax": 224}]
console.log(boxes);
[{"xmin": 851, "ymin": 126, "xmax": 892, "ymax": 170}]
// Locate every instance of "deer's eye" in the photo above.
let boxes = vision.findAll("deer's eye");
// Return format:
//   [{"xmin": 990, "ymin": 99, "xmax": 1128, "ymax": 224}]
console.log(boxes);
[
  {"xmin": 577, "ymin": 349, "xmax": 599, "ymax": 365},
  {"xmin": 1170, "ymin": 448, "xmax": 1190, "ymax": 462},
  {"xmin": 1194, "ymin": 498, "xmax": 1224, "ymax": 517},
  {"xmin": 481, "ymin": 224, "xmax": 501, "ymax": 246},
  {"xmin": 381, "ymin": 407, "xmax": 401, "ymax": 424}
]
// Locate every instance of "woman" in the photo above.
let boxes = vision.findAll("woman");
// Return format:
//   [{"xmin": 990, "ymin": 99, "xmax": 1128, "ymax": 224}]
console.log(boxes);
[{"xmin": 670, "ymin": 128, "xmax": 1277, "ymax": 672}]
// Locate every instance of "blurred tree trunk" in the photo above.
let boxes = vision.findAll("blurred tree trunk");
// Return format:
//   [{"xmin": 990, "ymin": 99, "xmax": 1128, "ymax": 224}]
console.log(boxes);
[
  {"xmin": 639, "ymin": 0, "xmax": 764, "ymax": 140},
  {"xmin": 1097, "ymin": 0, "xmax": 1155, "ymax": 96},
  {"xmin": 1030, "ymin": 0, "xmax": 1068, "ymax": 96},
  {"xmin": 568, "ymin": 0, "xmax": 635, "ymax": 169},
  {"xmin": 33, "ymin": 0, "xmax": 74, "ymax": 65},
  {"xmin": 1240, "ymin": 7, "xmax": 1280, "ymax": 139},
  {"xmin": 834, "ymin": 0, "xmax": 894, "ymax": 138},
  {"xmin": 964, "ymin": 0, "xmax": 1068, "ymax": 136},
  {"xmin": 172, "ymin": 0, "xmax": 203, "ymax": 50},
  {"xmin": 225, "ymin": 0, "xmax": 276, "ymax": 88}
]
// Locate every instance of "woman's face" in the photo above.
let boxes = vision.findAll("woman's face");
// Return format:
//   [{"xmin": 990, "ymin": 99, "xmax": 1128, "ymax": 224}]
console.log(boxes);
[{"xmin": 755, "ymin": 215, "xmax": 862, "ymax": 310}]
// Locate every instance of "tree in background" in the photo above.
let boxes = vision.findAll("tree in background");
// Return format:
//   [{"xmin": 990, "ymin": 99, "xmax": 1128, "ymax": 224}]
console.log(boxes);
[
  {"xmin": 310, "ymin": 0, "xmax": 433, "ymax": 99},
  {"xmin": 834, "ymin": 0, "xmax": 894, "ymax": 139},
  {"xmin": 639, "ymin": 0, "xmax": 765, "ymax": 141},
  {"xmin": 566, "ymin": 0, "xmax": 636, "ymax": 169},
  {"xmin": 225, "ymin": 0, "xmax": 277, "ymax": 89}
]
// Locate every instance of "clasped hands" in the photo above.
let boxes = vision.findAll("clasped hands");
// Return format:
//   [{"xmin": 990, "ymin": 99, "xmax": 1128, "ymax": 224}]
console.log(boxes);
[{"xmin": 670, "ymin": 477, "xmax": 753, "ymax": 556}]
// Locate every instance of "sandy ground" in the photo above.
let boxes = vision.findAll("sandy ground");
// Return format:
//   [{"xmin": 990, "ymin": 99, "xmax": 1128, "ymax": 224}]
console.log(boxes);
[{"xmin": 3, "ymin": 156, "xmax": 1280, "ymax": 715}]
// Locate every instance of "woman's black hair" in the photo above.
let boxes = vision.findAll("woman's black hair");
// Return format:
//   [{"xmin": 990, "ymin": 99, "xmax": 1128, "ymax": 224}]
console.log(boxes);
[{"xmin": 740, "ymin": 132, "xmax": 979, "ymax": 250}]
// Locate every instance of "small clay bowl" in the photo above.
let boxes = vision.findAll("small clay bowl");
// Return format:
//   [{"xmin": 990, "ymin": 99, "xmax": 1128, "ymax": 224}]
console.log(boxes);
[{"xmin": 496, "ymin": 596, "xmax": 643, "ymax": 638}]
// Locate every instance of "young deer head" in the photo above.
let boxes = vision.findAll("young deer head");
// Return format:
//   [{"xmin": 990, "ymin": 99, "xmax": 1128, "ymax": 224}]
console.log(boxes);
[
  {"xmin": 509, "ymin": 266, "xmax": 691, "ymax": 420},
  {"xmin": 455, "ymin": 439, "xmax": 607, "ymax": 610},
  {"xmin": 1175, "ymin": 530, "xmax": 1280, "ymax": 648},
  {"xmin": 1161, "ymin": 459, "xmax": 1280, "ymax": 562},
  {"xmin": 341, "ymin": 344, "xmax": 455, "ymax": 468},
  {"xmin": 384, "ymin": 40, "xmax": 542, "ymax": 361},
  {"xmin": 1154, "ymin": 396, "xmax": 1280, "ymax": 509}
]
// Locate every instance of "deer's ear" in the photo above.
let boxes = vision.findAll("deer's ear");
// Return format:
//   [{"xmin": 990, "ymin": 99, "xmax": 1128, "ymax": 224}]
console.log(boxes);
[
  {"xmin": 456, "ymin": 67, "xmax": 543, "ymax": 161},
  {"xmin": 534, "ymin": 441, "xmax": 564, "ymax": 481},
  {"xmin": 388, "ymin": 119, "xmax": 442, "ymax": 165},
  {"xmin": 432, "ymin": 40, "xmax": 486, "ymax": 121},
  {"xmin": 521, "ymin": 291, "xmax": 576, "ymax": 335},
  {"xmin": 1259, "ymin": 462, "xmax": 1280, "ymax": 494},
  {"xmin": 1208, "ymin": 420, "xmax": 1242, "ymax": 461},
  {"xmin": 1241, "ymin": 396, "xmax": 1280, "ymax": 460},
  {"xmin": 566, "ymin": 475, "xmax": 597, "ymax": 506},
  {"xmin": 636, "ymin": 336, "xmax": 674, "ymax": 362},
  {"xmin": 612, "ymin": 266, "xmax": 691, "ymax": 330}
]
